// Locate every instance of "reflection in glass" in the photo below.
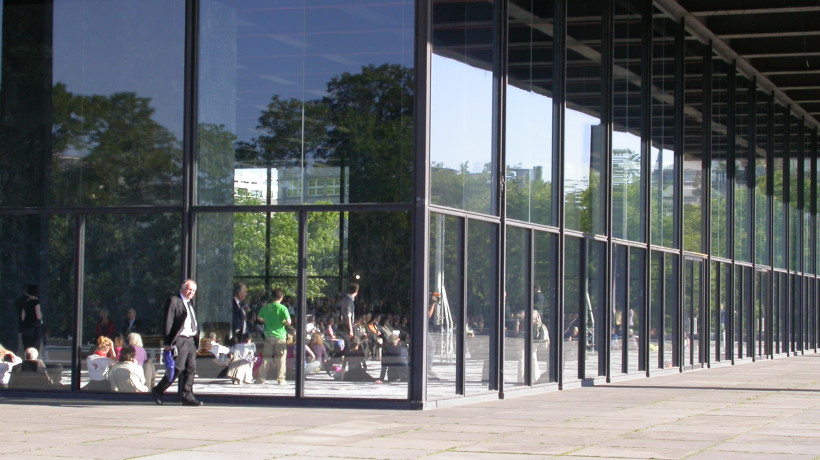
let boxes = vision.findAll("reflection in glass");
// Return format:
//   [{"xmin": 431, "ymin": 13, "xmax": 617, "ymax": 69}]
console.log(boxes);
[
  {"xmin": 612, "ymin": 246, "xmax": 629, "ymax": 375},
  {"xmin": 466, "ymin": 221, "xmax": 497, "ymax": 393},
  {"xmin": 683, "ymin": 36, "xmax": 705, "ymax": 253},
  {"xmin": 650, "ymin": 11, "xmax": 676, "ymax": 248},
  {"xmin": 755, "ymin": 90, "xmax": 770, "ymax": 266},
  {"xmin": 711, "ymin": 58, "xmax": 729, "ymax": 259},
  {"xmin": 506, "ymin": 0, "xmax": 554, "ymax": 225},
  {"xmin": 0, "ymin": 215, "xmax": 74, "ymax": 390},
  {"xmin": 585, "ymin": 240, "xmax": 606, "ymax": 377},
  {"xmin": 533, "ymin": 231, "xmax": 557, "ymax": 383},
  {"xmin": 613, "ymin": 0, "xmax": 644, "ymax": 242},
  {"xmin": 649, "ymin": 251, "xmax": 661, "ymax": 368},
  {"xmin": 0, "ymin": 1, "xmax": 185, "ymax": 207},
  {"xmin": 428, "ymin": 214, "xmax": 462, "ymax": 398},
  {"xmin": 629, "ymin": 247, "xmax": 645, "ymax": 373},
  {"xmin": 564, "ymin": 237, "xmax": 582, "ymax": 382},
  {"xmin": 505, "ymin": 226, "xmax": 528, "ymax": 387},
  {"xmin": 683, "ymin": 259, "xmax": 703, "ymax": 367},
  {"xmin": 306, "ymin": 211, "xmax": 410, "ymax": 399},
  {"xmin": 789, "ymin": 117, "xmax": 801, "ymax": 271},
  {"xmin": 198, "ymin": 0, "xmax": 414, "ymax": 207},
  {"xmin": 773, "ymin": 107, "xmax": 786, "ymax": 269},
  {"xmin": 565, "ymin": 0, "xmax": 605, "ymax": 234},
  {"xmin": 665, "ymin": 254, "xmax": 679, "ymax": 367},
  {"xmin": 82, "ymin": 213, "xmax": 180, "ymax": 392},
  {"xmin": 431, "ymin": 0, "xmax": 495, "ymax": 215},
  {"xmin": 735, "ymin": 77, "xmax": 751, "ymax": 262}
]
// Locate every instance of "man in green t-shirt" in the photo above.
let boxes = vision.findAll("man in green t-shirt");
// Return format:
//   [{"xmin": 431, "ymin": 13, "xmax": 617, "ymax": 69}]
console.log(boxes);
[{"xmin": 257, "ymin": 289, "xmax": 291, "ymax": 384}]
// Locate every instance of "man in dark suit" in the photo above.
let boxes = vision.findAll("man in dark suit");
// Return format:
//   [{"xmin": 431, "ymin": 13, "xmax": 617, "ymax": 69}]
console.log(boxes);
[
  {"xmin": 151, "ymin": 279, "xmax": 202, "ymax": 406},
  {"xmin": 121, "ymin": 308, "xmax": 144, "ymax": 337},
  {"xmin": 231, "ymin": 282, "xmax": 249, "ymax": 342}
]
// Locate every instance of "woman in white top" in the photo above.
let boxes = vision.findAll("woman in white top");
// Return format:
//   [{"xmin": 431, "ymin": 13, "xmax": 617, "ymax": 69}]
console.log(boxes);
[
  {"xmin": 226, "ymin": 337, "xmax": 256, "ymax": 384},
  {"xmin": 84, "ymin": 336, "xmax": 116, "ymax": 391},
  {"xmin": 0, "ymin": 344, "xmax": 22, "ymax": 387}
]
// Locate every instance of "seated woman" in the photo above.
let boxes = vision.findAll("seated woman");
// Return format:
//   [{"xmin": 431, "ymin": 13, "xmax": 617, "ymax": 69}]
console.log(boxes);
[
  {"xmin": 339, "ymin": 337, "xmax": 381, "ymax": 384},
  {"xmin": 379, "ymin": 332, "xmax": 409, "ymax": 383},
  {"xmin": 226, "ymin": 336, "xmax": 256, "ymax": 385},
  {"xmin": 307, "ymin": 333, "xmax": 328, "ymax": 374},
  {"xmin": 84, "ymin": 336, "xmax": 116, "ymax": 391},
  {"xmin": 0, "ymin": 344, "xmax": 22, "ymax": 388},
  {"xmin": 126, "ymin": 332, "xmax": 148, "ymax": 366},
  {"xmin": 109, "ymin": 345, "xmax": 149, "ymax": 393},
  {"xmin": 9, "ymin": 347, "xmax": 55, "ymax": 389},
  {"xmin": 126, "ymin": 332, "xmax": 154, "ymax": 389}
]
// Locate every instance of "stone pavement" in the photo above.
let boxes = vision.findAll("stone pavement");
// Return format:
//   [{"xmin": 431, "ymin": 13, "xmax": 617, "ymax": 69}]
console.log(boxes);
[{"xmin": 4, "ymin": 354, "xmax": 820, "ymax": 459}]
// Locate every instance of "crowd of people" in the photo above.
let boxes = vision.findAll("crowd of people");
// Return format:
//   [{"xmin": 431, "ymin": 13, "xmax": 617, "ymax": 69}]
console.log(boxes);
[{"xmin": 5, "ymin": 280, "xmax": 415, "ymax": 396}]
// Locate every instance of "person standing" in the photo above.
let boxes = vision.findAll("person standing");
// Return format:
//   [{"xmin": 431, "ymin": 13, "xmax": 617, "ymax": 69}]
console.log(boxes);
[
  {"xmin": 257, "ymin": 289, "xmax": 291, "ymax": 385},
  {"xmin": 151, "ymin": 279, "xmax": 202, "ymax": 406},
  {"xmin": 18, "ymin": 285, "xmax": 43, "ymax": 353},
  {"xmin": 340, "ymin": 283, "xmax": 358, "ymax": 340},
  {"xmin": 231, "ymin": 282, "xmax": 249, "ymax": 342}
]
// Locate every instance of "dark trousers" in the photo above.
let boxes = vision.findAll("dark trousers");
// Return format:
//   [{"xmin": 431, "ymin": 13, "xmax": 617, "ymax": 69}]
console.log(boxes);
[{"xmin": 155, "ymin": 336, "xmax": 196, "ymax": 402}]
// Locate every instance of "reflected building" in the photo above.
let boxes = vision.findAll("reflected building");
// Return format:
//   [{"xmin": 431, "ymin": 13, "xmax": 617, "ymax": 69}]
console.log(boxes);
[{"xmin": 1, "ymin": 0, "xmax": 820, "ymax": 408}]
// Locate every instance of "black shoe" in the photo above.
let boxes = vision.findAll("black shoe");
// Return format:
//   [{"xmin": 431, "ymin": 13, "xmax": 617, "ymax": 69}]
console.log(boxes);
[
  {"xmin": 151, "ymin": 388, "xmax": 163, "ymax": 406},
  {"xmin": 182, "ymin": 399, "xmax": 203, "ymax": 407}
]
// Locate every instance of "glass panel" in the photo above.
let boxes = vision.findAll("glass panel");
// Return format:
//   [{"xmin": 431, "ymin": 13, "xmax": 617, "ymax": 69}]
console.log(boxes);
[
  {"xmin": 611, "ymin": 245, "xmax": 628, "ymax": 375},
  {"xmin": 649, "ymin": 251, "xmax": 662, "ymax": 368},
  {"xmin": 683, "ymin": 37, "xmax": 705, "ymax": 253},
  {"xmin": 505, "ymin": 226, "xmax": 528, "ymax": 387},
  {"xmin": 612, "ymin": 0, "xmax": 645, "ymax": 242},
  {"xmin": 755, "ymin": 90, "xmax": 770, "ymax": 266},
  {"xmin": 711, "ymin": 58, "xmax": 729, "ymax": 258},
  {"xmin": 710, "ymin": 261, "xmax": 729, "ymax": 362},
  {"xmin": 789, "ymin": 117, "xmax": 800, "ymax": 271},
  {"xmin": 306, "ymin": 211, "xmax": 411, "ymax": 399},
  {"xmin": 563, "ymin": 237, "xmax": 582, "ymax": 382},
  {"xmin": 1, "ymin": 215, "xmax": 74, "ymax": 390},
  {"xmin": 755, "ymin": 270, "xmax": 768, "ymax": 357},
  {"xmin": 82, "ymin": 213, "xmax": 180, "ymax": 393},
  {"xmin": 803, "ymin": 131, "xmax": 812, "ymax": 274},
  {"xmin": 428, "ymin": 213, "xmax": 462, "ymax": 399},
  {"xmin": 733, "ymin": 266, "xmax": 743, "ymax": 358},
  {"xmin": 0, "ymin": 1, "xmax": 185, "ymax": 207},
  {"xmin": 664, "ymin": 253, "xmax": 678, "ymax": 367},
  {"xmin": 198, "ymin": 0, "xmax": 414, "ymax": 206},
  {"xmin": 683, "ymin": 259, "xmax": 703, "ymax": 366},
  {"xmin": 792, "ymin": 275, "xmax": 801, "ymax": 352},
  {"xmin": 466, "ymin": 220, "xmax": 497, "ymax": 394},
  {"xmin": 734, "ymin": 76, "xmax": 751, "ymax": 262},
  {"xmin": 773, "ymin": 106, "xmax": 786, "ymax": 269},
  {"xmin": 506, "ymin": 0, "xmax": 554, "ymax": 225},
  {"xmin": 196, "ymin": 211, "xmax": 297, "ymax": 397},
  {"xmin": 629, "ymin": 247, "xmax": 646, "ymax": 373},
  {"xmin": 650, "ymin": 11, "xmax": 676, "ymax": 248},
  {"xmin": 431, "ymin": 0, "xmax": 495, "ymax": 214},
  {"xmin": 585, "ymin": 240, "xmax": 606, "ymax": 377},
  {"xmin": 533, "ymin": 231, "xmax": 558, "ymax": 384},
  {"xmin": 565, "ymin": 0, "xmax": 605, "ymax": 234}
]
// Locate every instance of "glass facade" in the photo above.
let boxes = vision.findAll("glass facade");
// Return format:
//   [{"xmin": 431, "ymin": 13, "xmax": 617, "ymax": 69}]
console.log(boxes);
[{"xmin": 1, "ymin": 0, "xmax": 820, "ymax": 407}]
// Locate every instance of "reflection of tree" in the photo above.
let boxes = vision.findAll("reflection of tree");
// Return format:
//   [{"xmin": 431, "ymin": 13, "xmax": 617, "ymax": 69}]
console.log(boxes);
[
  {"xmin": 231, "ymin": 195, "xmax": 339, "ymax": 300},
  {"xmin": 235, "ymin": 64, "xmax": 414, "ymax": 308},
  {"xmin": 48, "ymin": 84, "xmax": 185, "ymax": 339},
  {"xmin": 51, "ymin": 83, "xmax": 181, "ymax": 206}
]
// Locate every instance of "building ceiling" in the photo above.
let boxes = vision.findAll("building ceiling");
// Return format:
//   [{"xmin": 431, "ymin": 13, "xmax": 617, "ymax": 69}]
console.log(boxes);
[{"xmin": 671, "ymin": 0, "xmax": 820, "ymax": 128}]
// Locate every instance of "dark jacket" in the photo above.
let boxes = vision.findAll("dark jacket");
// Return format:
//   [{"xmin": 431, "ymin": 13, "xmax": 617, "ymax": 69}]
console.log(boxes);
[{"xmin": 162, "ymin": 294, "xmax": 199, "ymax": 348}]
